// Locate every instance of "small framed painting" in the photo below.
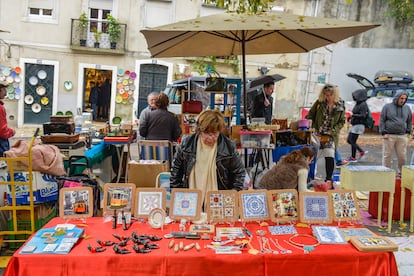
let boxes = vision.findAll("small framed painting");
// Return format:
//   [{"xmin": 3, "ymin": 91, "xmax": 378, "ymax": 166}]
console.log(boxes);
[
  {"xmin": 170, "ymin": 188, "xmax": 202, "ymax": 221},
  {"xmin": 238, "ymin": 190, "xmax": 270, "ymax": 222},
  {"xmin": 266, "ymin": 189, "xmax": 299, "ymax": 223},
  {"xmin": 59, "ymin": 187, "xmax": 93, "ymax": 219},
  {"xmin": 312, "ymin": 225, "xmax": 347, "ymax": 244},
  {"xmin": 350, "ymin": 236, "xmax": 398, "ymax": 252},
  {"xmin": 102, "ymin": 183, "xmax": 136, "ymax": 213},
  {"xmin": 205, "ymin": 190, "xmax": 239, "ymax": 223},
  {"xmin": 299, "ymin": 192, "xmax": 332, "ymax": 224},
  {"xmin": 134, "ymin": 188, "xmax": 166, "ymax": 218},
  {"xmin": 328, "ymin": 190, "xmax": 361, "ymax": 222}
]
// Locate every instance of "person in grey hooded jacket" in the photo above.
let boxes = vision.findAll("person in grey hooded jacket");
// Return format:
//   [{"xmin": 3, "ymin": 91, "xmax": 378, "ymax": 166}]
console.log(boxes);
[{"xmin": 379, "ymin": 90, "xmax": 412, "ymax": 173}]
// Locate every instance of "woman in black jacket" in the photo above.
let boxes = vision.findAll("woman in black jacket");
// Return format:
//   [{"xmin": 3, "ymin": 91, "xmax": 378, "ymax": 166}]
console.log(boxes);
[
  {"xmin": 170, "ymin": 110, "xmax": 245, "ymax": 197},
  {"xmin": 346, "ymin": 89, "xmax": 369, "ymax": 162}
]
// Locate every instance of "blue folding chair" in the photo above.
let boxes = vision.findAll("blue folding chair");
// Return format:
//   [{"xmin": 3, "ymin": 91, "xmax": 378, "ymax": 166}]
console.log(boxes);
[{"xmin": 138, "ymin": 140, "xmax": 173, "ymax": 167}]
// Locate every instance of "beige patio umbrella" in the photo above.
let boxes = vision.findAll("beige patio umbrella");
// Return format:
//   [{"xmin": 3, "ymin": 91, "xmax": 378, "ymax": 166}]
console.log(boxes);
[{"xmin": 141, "ymin": 11, "xmax": 380, "ymax": 124}]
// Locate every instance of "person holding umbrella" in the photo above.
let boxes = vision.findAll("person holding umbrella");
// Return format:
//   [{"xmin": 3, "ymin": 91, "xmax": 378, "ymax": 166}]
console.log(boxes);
[{"xmin": 251, "ymin": 82, "xmax": 274, "ymax": 124}]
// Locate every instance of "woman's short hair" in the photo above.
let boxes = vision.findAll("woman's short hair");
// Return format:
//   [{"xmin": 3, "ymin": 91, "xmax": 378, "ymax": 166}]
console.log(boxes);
[
  {"xmin": 196, "ymin": 109, "xmax": 225, "ymax": 134},
  {"xmin": 155, "ymin": 93, "xmax": 170, "ymax": 109}
]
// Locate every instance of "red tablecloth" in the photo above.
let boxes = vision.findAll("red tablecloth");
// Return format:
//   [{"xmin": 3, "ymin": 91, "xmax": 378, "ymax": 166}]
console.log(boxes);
[
  {"xmin": 369, "ymin": 178, "xmax": 412, "ymax": 220},
  {"xmin": 4, "ymin": 217, "xmax": 398, "ymax": 276}
]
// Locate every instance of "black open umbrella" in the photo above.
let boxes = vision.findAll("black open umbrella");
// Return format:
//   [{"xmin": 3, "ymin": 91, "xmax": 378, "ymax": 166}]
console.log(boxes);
[{"xmin": 247, "ymin": 74, "xmax": 286, "ymax": 92}]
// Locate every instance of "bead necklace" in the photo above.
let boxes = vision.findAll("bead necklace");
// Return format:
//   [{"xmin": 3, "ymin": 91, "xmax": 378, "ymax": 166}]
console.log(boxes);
[{"xmin": 287, "ymin": 234, "xmax": 319, "ymax": 254}]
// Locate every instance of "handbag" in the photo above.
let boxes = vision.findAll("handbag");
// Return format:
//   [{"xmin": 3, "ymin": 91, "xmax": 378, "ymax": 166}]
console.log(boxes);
[
  {"xmin": 182, "ymin": 100, "xmax": 203, "ymax": 113},
  {"xmin": 205, "ymin": 71, "xmax": 226, "ymax": 91},
  {"xmin": 318, "ymin": 134, "xmax": 332, "ymax": 144}
]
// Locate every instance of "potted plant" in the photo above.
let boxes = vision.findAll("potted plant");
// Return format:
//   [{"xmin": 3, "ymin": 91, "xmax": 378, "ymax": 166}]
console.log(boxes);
[
  {"xmin": 107, "ymin": 14, "xmax": 121, "ymax": 49},
  {"xmin": 92, "ymin": 28, "xmax": 101, "ymax": 48},
  {"xmin": 78, "ymin": 12, "xmax": 88, "ymax": 46}
]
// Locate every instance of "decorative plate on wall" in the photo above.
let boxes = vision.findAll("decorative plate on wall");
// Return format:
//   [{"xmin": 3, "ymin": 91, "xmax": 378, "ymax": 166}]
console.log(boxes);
[
  {"xmin": 37, "ymin": 70, "xmax": 47, "ymax": 80},
  {"xmin": 36, "ymin": 86, "xmax": 46, "ymax": 96},
  {"xmin": 24, "ymin": 95, "xmax": 34, "ymax": 105},
  {"xmin": 32, "ymin": 103, "xmax": 41, "ymax": 113},
  {"xmin": 29, "ymin": 76, "xmax": 38, "ymax": 86}
]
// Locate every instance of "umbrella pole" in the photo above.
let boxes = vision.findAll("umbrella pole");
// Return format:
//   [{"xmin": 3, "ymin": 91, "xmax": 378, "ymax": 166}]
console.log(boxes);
[{"xmin": 242, "ymin": 31, "xmax": 248, "ymax": 129}]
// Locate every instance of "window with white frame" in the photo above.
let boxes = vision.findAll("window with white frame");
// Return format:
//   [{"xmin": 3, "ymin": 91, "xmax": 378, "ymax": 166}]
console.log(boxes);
[
  {"xmin": 26, "ymin": 0, "xmax": 58, "ymax": 22},
  {"xmin": 89, "ymin": 0, "xmax": 114, "ymax": 33},
  {"xmin": 144, "ymin": 1, "xmax": 173, "ymax": 28}
]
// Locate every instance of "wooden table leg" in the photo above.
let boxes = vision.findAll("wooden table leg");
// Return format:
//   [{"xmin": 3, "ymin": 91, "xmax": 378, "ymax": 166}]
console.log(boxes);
[
  {"xmin": 387, "ymin": 191, "xmax": 394, "ymax": 233},
  {"xmin": 410, "ymin": 191, "xmax": 414, "ymax": 232},
  {"xmin": 400, "ymin": 186, "xmax": 406, "ymax": 226},
  {"xmin": 377, "ymin": 192, "xmax": 383, "ymax": 228}
]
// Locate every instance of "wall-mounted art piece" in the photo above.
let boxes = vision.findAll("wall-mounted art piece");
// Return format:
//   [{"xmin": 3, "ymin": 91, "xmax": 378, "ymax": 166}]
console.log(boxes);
[
  {"xmin": 299, "ymin": 192, "xmax": 332, "ymax": 224},
  {"xmin": 170, "ymin": 188, "xmax": 202, "ymax": 221},
  {"xmin": 205, "ymin": 190, "xmax": 239, "ymax": 223},
  {"xmin": 102, "ymin": 183, "xmax": 136, "ymax": 213},
  {"xmin": 267, "ymin": 189, "xmax": 299, "ymax": 223},
  {"xmin": 239, "ymin": 190, "xmax": 269, "ymax": 222},
  {"xmin": 59, "ymin": 187, "xmax": 93, "ymax": 219},
  {"xmin": 134, "ymin": 188, "xmax": 166, "ymax": 218},
  {"xmin": 328, "ymin": 190, "xmax": 361, "ymax": 222}
]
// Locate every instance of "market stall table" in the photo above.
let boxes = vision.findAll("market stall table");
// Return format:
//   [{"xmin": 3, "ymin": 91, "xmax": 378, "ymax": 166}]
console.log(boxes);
[
  {"xmin": 341, "ymin": 165, "xmax": 396, "ymax": 233},
  {"xmin": 4, "ymin": 217, "xmax": 398, "ymax": 276},
  {"xmin": 401, "ymin": 165, "xmax": 414, "ymax": 232}
]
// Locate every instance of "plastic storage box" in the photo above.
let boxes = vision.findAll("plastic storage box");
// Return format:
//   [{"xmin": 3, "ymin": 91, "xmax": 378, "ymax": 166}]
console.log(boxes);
[{"xmin": 239, "ymin": 130, "xmax": 272, "ymax": 148}]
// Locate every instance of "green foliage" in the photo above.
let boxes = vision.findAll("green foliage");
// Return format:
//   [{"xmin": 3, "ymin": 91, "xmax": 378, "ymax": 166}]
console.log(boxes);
[
  {"xmin": 78, "ymin": 12, "xmax": 88, "ymax": 37},
  {"xmin": 192, "ymin": 56, "xmax": 217, "ymax": 75},
  {"xmin": 107, "ymin": 14, "xmax": 121, "ymax": 43},
  {"xmin": 91, "ymin": 28, "xmax": 101, "ymax": 42},
  {"xmin": 385, "ymin": 0, "xmax": 414, "ymax": 24},
  {"xmin": 224, "ymin": 56, "xmax": 240, "ymax": 75},
  {"xmin": 202, "ymin": 0, "xmax": 274, "ymax": 13}
]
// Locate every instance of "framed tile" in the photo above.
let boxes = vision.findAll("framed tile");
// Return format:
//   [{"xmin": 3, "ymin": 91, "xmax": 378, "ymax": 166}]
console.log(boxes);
[
  {"xmin": 238, "ymin": 190, "xmax": 270, "ymax": 222},
  {"xmin": 59, "ymin": 187, "xmax": 93, "ymax": 219},
  {"xmin": 299, "ymin": 192, "xmax": 332, "ymax": 224},
  {"xmin": 312, "ymin": 225, "xmax": 347, "ymax": 244},
  {"xmin": 340, "ymin": 228, "xmax": 376, "ymax": 240},
  {"xmin": 267, "ymin": 189, "xmax": 299, "ymax": 223},
  {"xmin": 328, "ymin": 190, "xmax": 361, "ymax": 222},
  {"xmin": 102, "ymin": 183, "xmax": 136, "ymax": 214},
  {"xmin": 350, "ymin": 236, "xmax": 398, "ymax": 252},
  {"xmin": 134, "ymin": 188, "xmax": 166, "ymax": 218},
  {"xmin": 205, "ymin": 190, "xmax": 239, "ymax": 223},
  {"xmin": 170, "ymin": 188, "xmax": 202, "ymax": 221}
]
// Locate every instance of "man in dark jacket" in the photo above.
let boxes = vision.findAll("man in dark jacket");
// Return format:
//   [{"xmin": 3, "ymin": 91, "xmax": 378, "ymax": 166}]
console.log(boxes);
[
  {"xmin": 379, "ymin": 90, "xmax": 412, "ymax": 173},
  {"xmin": 251, "ymin": 82, "xmax": 274, "ymax": 125}
]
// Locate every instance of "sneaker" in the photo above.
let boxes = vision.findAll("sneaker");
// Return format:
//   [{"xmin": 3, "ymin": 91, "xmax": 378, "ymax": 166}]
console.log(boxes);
[
  {"xmin": 347, "ymin": 157, "xmax": 357, "ymax": 163},
  {"xmin": 336, "ymin": 160, "xmax": 349, "ymax": 167},
  {"xmin": 358, "ymin": 151, "xmax": 368, "ymax": 160}
]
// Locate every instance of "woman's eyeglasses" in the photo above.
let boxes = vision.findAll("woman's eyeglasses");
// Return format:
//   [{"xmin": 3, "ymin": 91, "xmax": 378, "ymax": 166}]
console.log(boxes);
[
  {"xmin": 323, "ymin": 85, "xmax": 334, "ymax": 91},
  {"xmin": 201, "ymin": 132, "xmax": 220, "ymax": 138}
]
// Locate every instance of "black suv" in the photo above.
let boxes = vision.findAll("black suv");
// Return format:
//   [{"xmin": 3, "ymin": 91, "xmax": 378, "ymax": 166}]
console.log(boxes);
[{"xmin": 347, "ymin": 71, "xmax": 414, "ymax": 103}]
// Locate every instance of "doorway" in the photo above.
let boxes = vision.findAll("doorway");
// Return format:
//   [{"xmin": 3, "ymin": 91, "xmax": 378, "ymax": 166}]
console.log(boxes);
[{"xmin": 83, "ymin": 68, "xmax": 112, "ymax": 121}]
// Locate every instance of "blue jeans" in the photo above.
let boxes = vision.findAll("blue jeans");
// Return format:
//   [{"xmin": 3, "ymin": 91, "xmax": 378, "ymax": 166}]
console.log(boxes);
[
  {"xmin": 335, "ymin": 150, "xmax": 343, "ymax": 165},
  {"xmin": 0, "ymin": 138, "xmax": 10, "ymax": 157}
]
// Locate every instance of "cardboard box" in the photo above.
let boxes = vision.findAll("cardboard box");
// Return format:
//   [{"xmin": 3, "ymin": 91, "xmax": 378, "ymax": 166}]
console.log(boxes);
[
  {"xmin": 240, "ymin": 130, "xmax": 272, "ymax": 148},
  {"xmin": 7, "ymin": 171, "xmax": 59, "ymax": 205},
  {"xmin": 14, "ymin": 202, "xmax": 57, "ymax": 221},
  {"xmin": 127, "ymin": 161, "xmax": 169, "ymax": 188}
]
